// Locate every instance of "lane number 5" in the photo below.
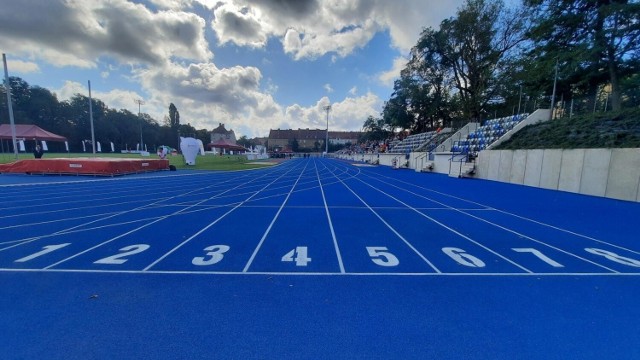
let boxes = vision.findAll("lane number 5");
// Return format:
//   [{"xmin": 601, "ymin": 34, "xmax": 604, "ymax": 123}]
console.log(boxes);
[{"xmin": 366, "ymin": 246, "xmax": 399, "ymax": 267}]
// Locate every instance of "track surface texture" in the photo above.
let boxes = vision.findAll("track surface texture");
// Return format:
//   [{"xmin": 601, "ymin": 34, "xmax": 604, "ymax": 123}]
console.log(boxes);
[{"xmin": 1, "ymin": 158, "xmax": 638, "ymax": 359}]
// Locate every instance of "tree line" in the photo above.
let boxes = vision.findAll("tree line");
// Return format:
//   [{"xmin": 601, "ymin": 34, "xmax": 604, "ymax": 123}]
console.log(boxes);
[
  {"xmin": 362, "ymin": 0, "xmax": 640, "ymax": 142},
  {"xmin": 0, "ymin": 77, "xmax": 209, "ymax": 153}
]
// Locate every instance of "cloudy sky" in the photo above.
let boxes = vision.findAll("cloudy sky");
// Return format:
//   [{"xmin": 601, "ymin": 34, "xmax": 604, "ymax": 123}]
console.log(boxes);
[{"xmin": 0, "ymin": 0, "xmax": 517, "ymax": 138}]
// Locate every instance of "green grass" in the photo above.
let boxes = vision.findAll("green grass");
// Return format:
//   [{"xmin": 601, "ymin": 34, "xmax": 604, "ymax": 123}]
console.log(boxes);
[
  {"xmin": 0, "ymin": 152, "xmax": 277, "ymax": 171},
  {"xmin": 495, "ymin": 108, "xmax": 640, "ymax": 150}
]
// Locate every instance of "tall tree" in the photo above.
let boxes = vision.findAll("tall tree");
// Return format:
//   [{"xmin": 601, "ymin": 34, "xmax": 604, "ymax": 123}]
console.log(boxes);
[
  {"xmin": 169, "ymin": 103, "xmax": 180, "ymax": 128},
  {"xmin": 525, "ymin": 0, "xmax": 640, "ymax": 111},
  {"xmin": 413, "ymin": 0, "xmax": 527, "ymax": 122}
]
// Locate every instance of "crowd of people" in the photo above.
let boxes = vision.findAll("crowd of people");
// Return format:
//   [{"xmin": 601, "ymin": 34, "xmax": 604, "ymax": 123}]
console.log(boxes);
[{"xmin": 337, "ymin": 134, "xmax": 407, "ymax": 156}]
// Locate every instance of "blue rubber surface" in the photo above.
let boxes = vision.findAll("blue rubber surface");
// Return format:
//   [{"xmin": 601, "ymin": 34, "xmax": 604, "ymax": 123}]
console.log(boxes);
[{"xmin": 1, "ymin": 158, "xmax": 639, "ymax": 359}]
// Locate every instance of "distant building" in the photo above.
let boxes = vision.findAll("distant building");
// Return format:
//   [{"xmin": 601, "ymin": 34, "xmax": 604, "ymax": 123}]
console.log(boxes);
[
  {"xmin": 268, "ymin": 128, "xmax": 361, "ymax": 152},
  {"xmin": 208, "ymin": 123, "xmax": 245, "ymax": 155},
  {"xmin": 210, "ymin": 123, "xmax": 237, "ymax": 144}
]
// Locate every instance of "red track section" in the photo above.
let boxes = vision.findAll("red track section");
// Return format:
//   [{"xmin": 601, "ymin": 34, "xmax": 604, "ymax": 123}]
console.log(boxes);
[{"xmin": 0, "ymin": 158, "xmax": 169, "ymax": 176}]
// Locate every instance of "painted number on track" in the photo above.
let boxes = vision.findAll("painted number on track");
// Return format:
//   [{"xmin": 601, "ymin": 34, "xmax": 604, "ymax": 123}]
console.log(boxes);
[
  {"xmin": 366, "ymin": 247, "xmax": 399, "ymax": 267},
  {"xmin": 282, "ymin": 246, "xmax": 312, "ymax": 266},
  {"xmin": 94, "ymin": 244, "xmax": 150, "ymax": 265},
  {"xmin": 192, "ymin": 245, "xmax": 230, "ymax": 266},
  {"xmin": 14, "ymin": 243, "xmax": 71, "ymax": 263}
]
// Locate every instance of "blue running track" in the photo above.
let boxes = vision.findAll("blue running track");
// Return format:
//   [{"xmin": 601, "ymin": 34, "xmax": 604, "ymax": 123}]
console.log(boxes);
[{"xmin": 1, "ymin": 158, "xmax": 639, "ymax": 359}]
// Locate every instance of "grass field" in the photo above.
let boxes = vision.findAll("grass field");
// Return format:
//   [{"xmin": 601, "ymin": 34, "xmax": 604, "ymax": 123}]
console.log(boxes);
[{"xmin": 0, "ymin": 152, "xmax": 276, "ymax": 171}]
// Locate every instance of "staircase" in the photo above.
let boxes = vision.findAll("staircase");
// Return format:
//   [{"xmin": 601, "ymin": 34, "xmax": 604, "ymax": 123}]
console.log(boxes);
[{"xmin": 449, "ymin": 160, "xmax": 476, "ymax": 178}]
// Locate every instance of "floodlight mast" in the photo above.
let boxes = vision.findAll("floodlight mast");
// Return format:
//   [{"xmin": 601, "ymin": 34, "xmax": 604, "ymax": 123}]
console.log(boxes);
[
  {"xmin": 549, "ymin": 58, "xmax": 558, "ymax": 120},
  {"xmin": 323, "ymin": 104, "xmax": 331, "ymax": 154},
  {"xmin": 134, "ymin": 99, "xmax": 145, "ymax": 152},
  {"xmin": 3, "ymin": 54, "xmax": 18, "ymax": 159},
  {"xmin": 88, "ymin": 80, "xmax": 96, "ymax": 154}
]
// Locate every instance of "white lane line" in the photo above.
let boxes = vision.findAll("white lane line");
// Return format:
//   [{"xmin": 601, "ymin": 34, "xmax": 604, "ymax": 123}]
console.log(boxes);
[
  {"xmin": 0, "ymin": 170, "xmax": 261, "ymax": 252},
  {"xmin": 242, "ymin": 161, "xmax": 310, "ymax": 273},
  {"xmin": 42, "ymin": 169, "xmax": 279, "ymax": 270},
  {"xmin": 314, "ymin": 158, "xmax": 345, "ymax": 273},
  {"xmin": 144, "ymin": 161, "xmax": 307, "ymax": 271},
  {"xmin": 360, "ymin": 172, "xmax": 619, "ymax": 273},
  {"xmin": 349, "ymin": 173, "xmax": 532, "ymax": 273},
  {"xmin": 3, "ymin": 267, "xmax": 637, "ymax": 276},
  {"xmin": 325, "ymin": 161, "xmax": 442, "ymax": 273},
  {"xmin": 371, "ymin": 169, "xmax": 640, "ymax": 256}
]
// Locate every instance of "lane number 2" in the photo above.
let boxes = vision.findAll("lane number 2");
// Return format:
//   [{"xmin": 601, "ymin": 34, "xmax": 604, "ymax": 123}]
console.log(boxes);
[{"xmin": 94, "ymin": 244, "xmax": 150, "ymax": 265}]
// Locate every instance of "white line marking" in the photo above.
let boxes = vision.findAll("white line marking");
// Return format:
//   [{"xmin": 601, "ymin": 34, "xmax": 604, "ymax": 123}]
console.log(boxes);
[
  {"xmin": 0, "ymin": 170, "xmax": 259, "ymax": 252},
  {"xmin": 370, "ymin": 169, "xmax": 640, "ymax": 255},
  {"xmin": 326, "ymin": 162, "xmax": 442, "ymax": 273},
  {"xmin": 360, "ymin": 172, "xmax": 618, "ymax": 273},
  {"xmin": 315, "ymin": 159, "xmax": 345, "ymax": 273},
  {"xmin": 1, "ymin": 268, "xmax": 639, "ymax": 277},
  {"xmin": 243, "ymin": 161, "xmax": 310, "ymax": 272},
  {"xmin": 42, "ymin": 170, "xmax": 277, "ymax": 269},
  {"xmin": 144, "ymin": 161, "xmax": 307, "ymax": 271}
]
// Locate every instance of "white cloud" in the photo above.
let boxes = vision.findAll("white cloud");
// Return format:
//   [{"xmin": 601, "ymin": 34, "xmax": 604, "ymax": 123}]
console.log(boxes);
[
  {"xmin": 378, "ymin": 56, "xmax": 409, "ymax": 87},
  {"xmin": 211, "ymin": 3, "xmax": 269, "ymax": 47},
  {"xmin": 284, "ymin": 93, "xmax": 382, "ymax": 133},
  {"xmin": 54, "ymin": 80, "xmax": 146, "ymax": 115},
  {"xmin": 0, "ymin": 0, "xmax": 212, "ymax": 68},
  {"xmin": 0, "ymin": 0, "xmax": 469, "ymax": 139},
  {"xmin": 283, "ymin": 28, "xmax": 303, "ymax": 54},
  {"xmin": 6, "ymin": 59, "xmax": 40, "ymax": 74},
  {"xmin": 209, "ymin": 0, "xmax": 465, "ymax": 59}
]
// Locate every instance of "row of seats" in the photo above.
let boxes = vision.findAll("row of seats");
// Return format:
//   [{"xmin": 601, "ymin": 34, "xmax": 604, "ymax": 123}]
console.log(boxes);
[
  {"xmin": 388, "ymin": 131, "xmax": 437, "ymax": 153},
  {"xmin": 451, "ymin": 113, "xmax": 529, "ymax": 153}
]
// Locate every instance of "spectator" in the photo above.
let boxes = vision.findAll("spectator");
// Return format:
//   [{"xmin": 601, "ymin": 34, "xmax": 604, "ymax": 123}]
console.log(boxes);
[{"xmin": 33, "ymin": 145, "xmax": 44, "ymax": 159}]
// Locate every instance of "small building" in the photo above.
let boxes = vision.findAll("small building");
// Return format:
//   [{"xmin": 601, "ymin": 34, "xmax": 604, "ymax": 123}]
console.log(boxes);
[
  {"xmin": 208, "ymin": 123, "xmax": 243, "ymax": 155},
  {"xmin": 210, "ymin": 123, "xmax": 237, "ymax": 144}
]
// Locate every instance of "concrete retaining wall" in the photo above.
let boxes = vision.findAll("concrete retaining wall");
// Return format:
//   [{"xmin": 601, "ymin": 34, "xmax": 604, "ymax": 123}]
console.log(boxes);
[{"xmin": 477, "ymin": 148, "xmax": 640, "ymax": 202}]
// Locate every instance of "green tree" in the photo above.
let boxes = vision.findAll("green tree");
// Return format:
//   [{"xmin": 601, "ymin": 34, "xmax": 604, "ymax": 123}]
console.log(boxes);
[
  {"xmin": 524, "ymin": 0, "xmax": 640, "ymax": 111},
  {"xmin": 361, "ymin": 115, "xmax": 390, "ymax": 141},
  {"xmin": 290, "ymin": 138, "xmax": 299, "ymax": 152},
  {"xmin": 237, "ymin": 135, "xmax": 252, "ymax": 148},
  {"xmin": 169, "ymin": 103, "xmax": 180, "ymax": 128},
  {"xmin": 411, "ymin": 0, "xmax": 527, "ymax": 122},
  {"xmin": 382, "ymin": 80, "xmax": 415, "ymax": 132}
]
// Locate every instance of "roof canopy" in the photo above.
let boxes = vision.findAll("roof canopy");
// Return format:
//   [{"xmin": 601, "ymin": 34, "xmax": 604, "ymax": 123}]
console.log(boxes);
[
  {"xmin": 207, "ymin": 138, "xmax": 247, "ymax": 152},
  {"xmin": 0, "ymin": 124, "xmax": 67, "ymax": 141}
]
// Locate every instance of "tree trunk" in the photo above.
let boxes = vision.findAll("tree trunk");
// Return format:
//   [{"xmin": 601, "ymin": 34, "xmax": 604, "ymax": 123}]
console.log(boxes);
[{"xmin": 608, "ymin": 52, "xmax": 622, "ymax": 112}]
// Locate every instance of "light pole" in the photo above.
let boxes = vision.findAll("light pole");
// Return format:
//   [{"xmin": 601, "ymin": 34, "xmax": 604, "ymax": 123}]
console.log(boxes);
[
  {"xmin": 134, "ymin": 99, "xmax": 145, "ymax": 152},
  {"xmin": 517, "ymin": 84, "xmax": 522, "ymax": 116},
  {"xmin": 3, "ymin": 54, "xmax": 18, "ymax": 159},
  {"xmin": 323, "ymin": 104, "xmax": 331, "ymax": 154},
  {"xmin": 88, "ymin": 80, "xmax": 96, "ymax": 154},
  {"xmin": 549, "ymin": 58, "xmax": 558, "ymax": 120}
]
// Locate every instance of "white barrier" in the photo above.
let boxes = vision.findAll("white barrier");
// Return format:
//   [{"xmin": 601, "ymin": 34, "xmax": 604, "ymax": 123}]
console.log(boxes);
[{"xmin": 477, "ymin": 148, "xmax": 640, "ymax": 202}]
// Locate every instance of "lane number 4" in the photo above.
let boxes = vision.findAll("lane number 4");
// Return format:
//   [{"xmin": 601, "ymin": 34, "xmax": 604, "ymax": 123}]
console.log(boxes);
[{"xmin": 282, "ymin": 246, "xmax": 312, "ymax": 266}]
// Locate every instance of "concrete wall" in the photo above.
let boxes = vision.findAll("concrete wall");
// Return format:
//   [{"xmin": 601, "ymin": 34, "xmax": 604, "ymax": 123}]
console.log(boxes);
[{"xmin": 477, "ymin": 148, "xmax": 640, "ymax": 202}]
